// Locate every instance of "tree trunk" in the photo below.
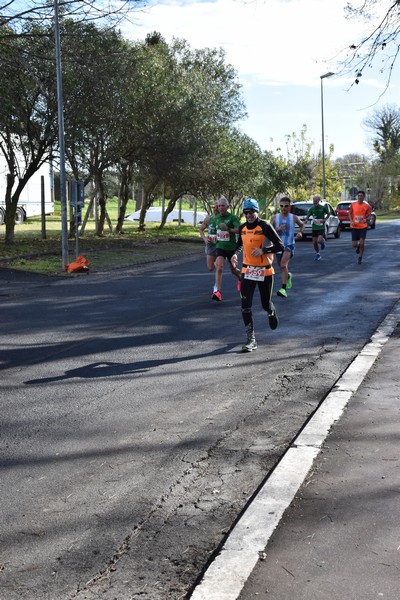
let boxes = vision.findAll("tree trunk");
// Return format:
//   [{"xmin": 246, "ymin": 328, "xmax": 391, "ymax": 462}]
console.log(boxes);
[
  {"xmin": 137, "ymin": 179, "xmax": 159, "ymax": 231},
  {"xmin": 115, "ymin": 163, "xmax": 133, "ymax": 233},
  {"xmin": 4, "ymin": 173, "xmax": 16, "ymax": 244},
  {"xmin": 94, "ymin": 173, "xmax": 106, "ymax": 236},
  {"xmin": 160, "ymin": 194, "xmax": 180, "ymax": 229}
]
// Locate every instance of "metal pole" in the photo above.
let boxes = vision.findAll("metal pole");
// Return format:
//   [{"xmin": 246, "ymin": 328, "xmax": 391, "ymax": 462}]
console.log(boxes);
[
  {"xmin": 54, "ymin": 0, "xmax": 69, "ymax": 269},
  {"xmin": 75, "ymin": 203, "xmax": 79, "ymax": 258},
  {"xmin": 320, "ymin": 72, "xmax": 334, "ymax": 200},
  {"xmin": 320, "ymin": 77, "xmax": 326, "ymax": 199},
  {"xmin": 40, "ymin": 175, "xmax": 46, "ymax": 239}
]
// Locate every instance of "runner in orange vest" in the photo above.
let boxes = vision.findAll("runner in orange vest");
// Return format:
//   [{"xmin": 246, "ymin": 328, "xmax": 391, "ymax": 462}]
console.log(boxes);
[{"xmin": 231, "ymin": 198, "xmax": 284, "ymax": 352}]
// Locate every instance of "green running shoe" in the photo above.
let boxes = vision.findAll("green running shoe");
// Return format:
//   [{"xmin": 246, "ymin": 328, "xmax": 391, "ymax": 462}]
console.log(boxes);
[
  {"xmin": 242, "ymin": 339, "xmax": 257, "ymax": 352},
  {"xmin": 242, "ymin": 325, "xmax": 257, "ymax": 352},
  {"xmin": 277, "ymin": 287, "xmax": 287, "ymax": 298}
]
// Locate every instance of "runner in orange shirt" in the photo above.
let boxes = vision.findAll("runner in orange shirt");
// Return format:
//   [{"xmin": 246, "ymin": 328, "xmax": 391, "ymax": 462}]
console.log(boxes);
[
  {"xmin": 231, "ymin": 198, "xmax": 284, "ymax": 352},
  {"xmin": 349, "ymin": 190, "xmax": 371, "ymax": 264}
]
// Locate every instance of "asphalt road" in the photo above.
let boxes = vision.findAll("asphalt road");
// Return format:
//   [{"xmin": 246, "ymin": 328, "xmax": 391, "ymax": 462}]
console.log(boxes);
[{"xmin": 1, "ymin": 221, "xmax": 399, "ymax": 600}]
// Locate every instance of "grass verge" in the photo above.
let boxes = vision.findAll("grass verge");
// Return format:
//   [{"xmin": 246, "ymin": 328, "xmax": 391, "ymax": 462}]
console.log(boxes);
[{"xmin": 0, "ymin": 212, "xmax": 203, "ymax": 276}]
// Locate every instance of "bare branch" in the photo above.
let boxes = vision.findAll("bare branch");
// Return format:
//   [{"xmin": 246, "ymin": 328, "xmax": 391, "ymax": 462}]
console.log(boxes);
[
  {"xmin": 0, "ymin": 0, "xmax": 144, "ymax": 29},
  {"xmin": 336, "ymin": 1, "xmax": 400, "ymax": 93}
]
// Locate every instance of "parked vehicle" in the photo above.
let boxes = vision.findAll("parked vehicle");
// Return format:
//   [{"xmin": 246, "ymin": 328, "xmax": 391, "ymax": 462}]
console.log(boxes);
[
  {"xmin": 0, "ymin": 160, "xmax": 53, "ymax": 225},
  {"xmin": 336, "ymin": 201, "xmax": 352, "ymax": 229},
  {"xmin": 292, "ymin": 200, "xmax": 341, "ymax": 239},
  {"xmin": 336, "ymin": 201, "xmax": 376, "ymax": 230},
  {"xmin": 126, "ymin": 206, "xmax": 207, "ymax": 226}
]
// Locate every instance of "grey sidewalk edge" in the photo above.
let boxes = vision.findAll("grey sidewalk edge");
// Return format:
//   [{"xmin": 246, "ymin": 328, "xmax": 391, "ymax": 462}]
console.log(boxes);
[{"xmin": 189, "ymin": 299, "xmax": 400, "ymax": 600}]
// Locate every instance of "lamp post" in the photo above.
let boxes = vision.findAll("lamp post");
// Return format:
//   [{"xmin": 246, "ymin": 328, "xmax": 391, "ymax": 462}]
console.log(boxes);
[
  {"xmin": 320, "ymin": 72, "xmax": 334, "ymax": 199},
  {"xmin": 54, "ymin": 0, "xmax": 69, "ymax": 269}
]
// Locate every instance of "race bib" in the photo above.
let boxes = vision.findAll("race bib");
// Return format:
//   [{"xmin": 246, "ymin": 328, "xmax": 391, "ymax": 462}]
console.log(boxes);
[
  {"xmin": 244, "ymin": 266, "xmax": 265, "ymax": 281},
  {"xmin": 313, "ymin": 218, "xmax": 323, "ymax": 225},
  {"xmin": 216, "ymin": 229, "xmax": 230, "ymax": 241},
  {"xmin": 208, "ymin": 234, "xmax": 217, "ymax": 243},
  {"xmin": 355, "ymin": 216, "xmax": 364, "ymax": 223}
]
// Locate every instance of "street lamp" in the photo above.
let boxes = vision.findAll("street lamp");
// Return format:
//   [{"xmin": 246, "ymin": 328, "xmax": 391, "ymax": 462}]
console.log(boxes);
[
  {"xmin": 54, "ymin": 0, "xmax": 69, "ymax": 269},
  {"xmin": 320, "ymin": 72, "xmax": 334, "ymax": 199}
]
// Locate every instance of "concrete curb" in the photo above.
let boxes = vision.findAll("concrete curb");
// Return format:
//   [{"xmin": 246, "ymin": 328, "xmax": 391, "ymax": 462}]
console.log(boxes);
[{"xmin": 190, "ymin": 299, "xmax": 400, "ymax": 600}]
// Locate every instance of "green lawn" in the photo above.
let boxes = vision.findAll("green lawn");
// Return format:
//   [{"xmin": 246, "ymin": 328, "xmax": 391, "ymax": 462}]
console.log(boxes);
[
  {"xmin": 0, "ymin": 202, "xmax": 203, "ymax": 275},
  {"xmin": 374, "ymin": 209, "xmax": 400, "ymax": 220}
]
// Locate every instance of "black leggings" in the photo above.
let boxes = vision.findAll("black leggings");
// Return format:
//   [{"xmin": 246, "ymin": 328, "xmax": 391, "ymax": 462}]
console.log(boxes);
[{"xmin": 240, "ymin": 275, "xmax": 274, "ymax": 327}]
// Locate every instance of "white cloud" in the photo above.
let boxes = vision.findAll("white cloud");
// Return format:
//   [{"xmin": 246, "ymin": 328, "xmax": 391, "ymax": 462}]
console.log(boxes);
[
  {"xmin": 123, "ymin": 0, "xmax": 399, "ymax": 157},
  {"xmin": 130, "ymin": 0, "xmax": 374, "ymax": 86}
]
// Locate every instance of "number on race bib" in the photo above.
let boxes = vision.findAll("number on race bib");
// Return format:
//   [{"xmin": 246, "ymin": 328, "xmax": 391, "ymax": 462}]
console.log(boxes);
[
  {"xmin": 217, "ymin": 230, "xmax": 230, "ymax": 241},
  {"xmin": 244, "ymin": 266, "xmax": 265, "ymax": 281}
]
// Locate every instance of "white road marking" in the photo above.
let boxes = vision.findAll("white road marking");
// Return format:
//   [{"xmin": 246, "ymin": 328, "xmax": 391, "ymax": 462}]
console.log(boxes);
[{"xmin": 190, "ymin": 300, "xmax": 400, "ymax": 600}]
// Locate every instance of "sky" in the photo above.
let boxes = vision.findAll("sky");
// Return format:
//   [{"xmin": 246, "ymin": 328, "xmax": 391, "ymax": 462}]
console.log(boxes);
[{"xmin": 122, "ymin": 0, "xmax": 400, "ymax": 159}]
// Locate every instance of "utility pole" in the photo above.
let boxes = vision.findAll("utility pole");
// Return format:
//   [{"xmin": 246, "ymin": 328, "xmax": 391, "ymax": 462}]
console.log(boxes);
[
  {"xmin": 54, "ymin": 0, "xmax": 69, "ymax": 269},
  {"xmin": 320, "ymin": 72, "xmax": 334, "ymax": 199}
]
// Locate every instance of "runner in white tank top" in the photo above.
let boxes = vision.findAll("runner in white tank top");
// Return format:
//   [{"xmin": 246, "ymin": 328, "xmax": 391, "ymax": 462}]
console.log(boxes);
[{"xmin": 270, "ymin": 197, "xmax": 304, "ymax": 298}]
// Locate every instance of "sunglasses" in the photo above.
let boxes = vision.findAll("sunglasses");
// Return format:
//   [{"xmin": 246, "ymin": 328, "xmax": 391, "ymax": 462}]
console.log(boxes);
[
  {"xmin": 280, "ymin": 204, "xmax": 290, "ymax": 208},
  {"xmin": 243, "ymin": 209, "xmax": 256, "ymax": 215}
]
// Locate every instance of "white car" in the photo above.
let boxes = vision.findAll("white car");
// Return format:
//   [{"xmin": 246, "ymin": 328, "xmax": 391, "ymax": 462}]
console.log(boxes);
[
  {"xmin": 292, "ymin": 200, "xmax": 341, "ymax": 239},
  {"xmin": 125, "ymin": 206, "xmax": 207, "ymax": 226}
]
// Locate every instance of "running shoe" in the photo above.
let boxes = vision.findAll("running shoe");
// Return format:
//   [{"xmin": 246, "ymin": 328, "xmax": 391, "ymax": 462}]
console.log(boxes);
[
  {"xmin": 358, "ymin": 256, "xmax": 362, "ymax": 264},
  {"xmin": 277, "ymin": 287, "xmax": 287, "ymax": 298},
  {"xmin": 242, "ymin": 339, "xmax": 257, "ymax": 352},
  {"xmin": 314, "ymin": 253, "xmax": 321, "ymax": 261},
  {"xmin": 286, "ymin": 272, "xmax": 292, "ymax": 290},
  {"xmin": 237, "ymin": 280, "xmax": 241, "ymax": 293},
  {"xmin": 212, "ymin": 290, "xmax": 222, "ymax": 301},
  {"xmin": 268, "ymin": 304, "xmax": 279, "ymax": 330},
  {"xmin": 320, "ymin": 240, "xmax": 325, "ymax": 251}
]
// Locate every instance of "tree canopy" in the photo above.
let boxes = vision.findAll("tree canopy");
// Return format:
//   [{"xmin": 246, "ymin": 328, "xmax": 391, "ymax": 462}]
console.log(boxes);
[
  {"xmin": 4, "ymin": 6, "xmax": 391, "ymax": 244},
  {"xmin": 0, "ymin": 18, "xmax": 250, "ymax": 239}
]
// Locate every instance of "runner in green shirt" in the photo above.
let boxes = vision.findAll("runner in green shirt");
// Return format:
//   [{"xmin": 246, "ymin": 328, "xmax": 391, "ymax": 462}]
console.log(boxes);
[
  {"xmin": 211, "ymin": 197, "xmax": 241, "ymax": 301},
  {"xmin": 305, "ymin": 195, "xmax": 329, "ymax": 261}
]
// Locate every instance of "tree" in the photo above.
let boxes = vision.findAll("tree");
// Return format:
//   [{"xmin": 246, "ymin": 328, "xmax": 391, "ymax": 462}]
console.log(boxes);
[
  {"xmin": 363, "ymin": 104, "xmax": 400, "ymax": 163},
  {"xmin": 335, "ymin": 153, "xmax": 369, "ymax": 201},
  {"xmin": 342, "ymin": 1, "xmax": 400, "ymax": 90},
  {"xmin": 60, "ymin": 21, "xmax": 135, "ymax": 236},
  {"xmin": 256, "ymin": 151, "xmax": 293, "ymax": 210},
  {"xmin": 120, "ymin": 36, "xmax": 246, "ymax": 230},
  {"xmin": 367, "ymin": 159, "xmax": 391, "ymax": 209},
  {"xmin": 312, "ymin": 144, "xmax": 342, "ymax": 203},
  {"xmin": 282, "ymin": 129, "xmax": 314, "ymax": 199},
  {"xmin": 249, "ymin": 127, "xmax": 315, "ymax": 210},
  {"xmin": 0, "ymin": 22, "xmax": 58, "ymax": 243},
  {"xmin": 362, "ymin": 104, "xmax": 400, "ymax": 208},
  {"xmin": 0, "ymin": 0, "xmax": 148, "ymax": 248},
  {"xmin": 115, "ymin": 161, "xmax": 135, "ymax": 234},
  {"xmin": 193, "ymin": 128, "xmax": 263, "ymax": 215},
  {"xmin": 120, "ymin": 35, "xmax": 197, "ymax": 231}
]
